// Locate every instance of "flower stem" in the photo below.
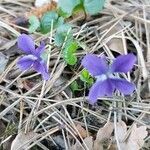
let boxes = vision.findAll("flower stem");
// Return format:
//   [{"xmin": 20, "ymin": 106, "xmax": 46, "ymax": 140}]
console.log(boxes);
[{"xmin": 25, "ymin": 20, "xmax": 54, "ymax": 131}]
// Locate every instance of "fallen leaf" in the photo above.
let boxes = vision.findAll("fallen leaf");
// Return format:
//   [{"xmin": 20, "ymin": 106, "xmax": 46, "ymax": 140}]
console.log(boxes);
[
  {"xmin": 109, "ymin": 121, "xmax": 148, "ymax": 150},
  {"xmin": 71, "ymin": 121, "xmax": 147, "ymax": 150},
  {"xmin": 11, "ymin": 131, "xmax": 38, "ymax": 150},
  {"xmin": 71, "ymin": 136, "xmax": 93, "ymax": 150},
  {"xmin": 107, "ymin": 38, "xmax": 124, "ymax": 54},
  {"xmin": 17, "ymin": 79, "xmax": 34, "ymax": 90},
  {"xmin": 95, "ymin": 122, "xmax": 114, "ymax": 142},
  {"xmin": 103, "ymin": 23, "xmax": 131, "ymax": 54},
  {"xmin": 76, "ymin": 124, "xmax": 88, "ymax": 138},
  {"xmin": 83, "ymin": 136, "xmax": 93, "ymax": 150},
  {"xmin": 115, "ymin": 121, "xmax": 128, "ymax": 150},
  {"xmin": 94, "ymin": 122, "xmax": 114, "ymax": 150},
  {"xmin": 116, "ymin": 121, "xmax": 127, "ymax": 142},
  {"xmin": 127, "ymin": 124, "xmax": 148, "ymax": 150},
  {"xmin": 26, "ymin": 1, "xmax": 57, "ymax": 18}
]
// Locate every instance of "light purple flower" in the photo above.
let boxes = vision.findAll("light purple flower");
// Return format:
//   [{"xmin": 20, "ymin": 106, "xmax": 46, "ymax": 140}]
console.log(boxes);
[
  {"xmin": 82, "ymin": 53, "xmax": 136, "ymax": 104},
  {"xmin": 17, "ymin": 34, "xmax": 49, "ymax": 80}
]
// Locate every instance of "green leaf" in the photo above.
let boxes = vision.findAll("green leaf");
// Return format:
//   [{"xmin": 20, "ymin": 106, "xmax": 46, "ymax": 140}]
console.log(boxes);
[
  {"xmin": 57, "ymin": 8, "xmax": 71, "ymax": 18},
  {"xmin": 56, "ymin": 23, "xmax": 71, "ymax": 33},
  {"xmin": 83, "ymin": 0, "xmax": 105, "ymax": 15},
  {"xmin": 54, "ymin": 32, "xmax": 65, "ymax": 47},
  {"xmin": 40, "ymin": 11, "xmax": 58, "ymax": 34},
  {"xmin": 70, "ymin": 81, "xmax": 79, "ymax": 92},
  {"xmin": 58, "ymin": 0, "xmax": 80, "ymax": 17},
  {"xmin": 56, "ymin": 17, "xmax": 64, "ymax": 27},
  {"xmin": 65, "ymin": 54, "xmax": 77, "ymax": 65},
  {"xmin": 81, "ymin": 69, "xmax": 90, "ymax": 80},
  {"xmin": 63, "ymin": 41, "xmax": 78, "ymax": 65},
  {"xmin": 65, "ymin": 40, "xmax": 78, "ymax": 53},
  {"xmin": 88, "ymin": 78, "xmax": 94, "ymax": 85},
  {"xmin": 28, "ymin": 15, "xmax": 40, "ymax": 33},
  {"xmin": 54, "ymin": 23, "xmax": 72, "ymax": 47},
  {"xmin": 73, "ymin": 2, "xmax": 84, "ymax": 14},
  {"xmin": 80, "ymin": 69, "xmax": 93, "ymax": 85}
]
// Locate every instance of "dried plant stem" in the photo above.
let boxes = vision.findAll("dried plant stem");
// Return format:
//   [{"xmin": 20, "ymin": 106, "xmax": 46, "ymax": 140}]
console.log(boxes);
[
  {"xmin": 114, "ymin": 101, "xmax": 121, "ymax": 150},
  {"xmin": 62, "ymin": 129, "xmax": 69, "ymax": 150},
  {"xmin": 18, "ymin": 99, "xmax": 24, "ymax": 132},
  {"xmin": 143, "ymin": 6, "xmax": 150, "ymax": 93},
  {"xmin": 0, "ymin": 1, "xmax": 149, "ymax": 149}
]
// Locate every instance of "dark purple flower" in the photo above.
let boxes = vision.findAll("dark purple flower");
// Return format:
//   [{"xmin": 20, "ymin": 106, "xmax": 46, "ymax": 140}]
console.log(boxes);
[
  {"xmin": 82, "ymin": 53, "xmax": 136, "ymax": 104},
  {"xmin": 17, "ymin": 34, "xmax": 49, "ymax": 80}
]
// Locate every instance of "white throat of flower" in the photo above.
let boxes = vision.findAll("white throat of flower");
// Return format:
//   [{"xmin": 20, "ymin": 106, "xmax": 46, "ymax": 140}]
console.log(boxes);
[
  {"xmin": 27, "ymin": 55, "xmax": 38, "ymax": 60},
  {"xmin": 96, "ymin": 73, "xmax": 118, "ymax": 82}
]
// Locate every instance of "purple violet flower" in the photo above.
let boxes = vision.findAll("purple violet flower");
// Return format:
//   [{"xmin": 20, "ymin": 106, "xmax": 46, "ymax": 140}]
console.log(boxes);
[
  {"xmin": 17, "ymin": 34, "xmax": 49, "ymax": 80},
  {"xmin": 82, "ymin": 53, "xmax": 136, "ymax": 104}
]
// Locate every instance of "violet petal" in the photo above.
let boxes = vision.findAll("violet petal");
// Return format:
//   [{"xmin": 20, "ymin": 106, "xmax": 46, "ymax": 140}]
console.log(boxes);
[
  {"xmin": 82, "ymin": 54, "xmax": 108, "ymax": 76},
  {"xmin": 89, "ymin": 79, "xmax": 114, "ymax": 104},
  {"xmin": 111, "ymin": 78, "xmax": 135, "ymax": 95},
  {"xmin": 110, "ymin": 53, "xmax": 136, "ymax": 73},
  {"xmin": 33, "ymin": 61, "xmax": 49, "ymax": 80},
  {"xmin": 18, "ymin": 34, "xmax": 35, "ymax": 54},
  {"xmin": 17, "ymin": 55, "xmax": 35, "ymax": 70},
  {"xmin": 35, "ymin": 41, "xmax": 45, "ymax": 57}
]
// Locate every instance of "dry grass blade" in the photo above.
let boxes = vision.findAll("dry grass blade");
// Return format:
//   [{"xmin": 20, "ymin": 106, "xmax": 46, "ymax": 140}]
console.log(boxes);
[
  {"xmin": 0, "ymin": 20, "xmax": 20, "ymax": 36},
  {"xmin": 0, "ymin": 5, "xmax": 16, "ymax": 16},
  {"xmin": 0, "ymin": 0, "xmax": 149, "ymax": 149}
]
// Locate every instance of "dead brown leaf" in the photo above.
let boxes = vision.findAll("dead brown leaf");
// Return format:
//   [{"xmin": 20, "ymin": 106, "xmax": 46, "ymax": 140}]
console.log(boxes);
[
  {"xmin": 114, "ymin": 121, "xmax": 128, "ymax": 150},
  {"xmin": 17, "ymin": 79, "xmax": 35, "ymax": 91},
  {"xmin": 107, "ymin": 38, "xmax": 124, "ymax": 54},
  {"xmin": 94, "ymin": 122, "xmax": 114, "ymax": 150},
  {"xmin": 116, "ymin": 121, "xmax": 127, "ymax": 142},
  {"xmin": 104, "ymin": 24, "xmax": 125, "ymax": 54},
  {"xmin": 11, "ymin": 131, "xmax": 38, "ymax": 150},
  {"xmin": 109, "ymin": 121, "xmax": 148, "ymax": 150},
  {"xmin": 83, "ymin": 136, "xmax": 93, "ymax": 150},
  {"xmin": 26, "ymin": 1, "xmax": 57, "ymax": 18},
  {"xmin": 127, "ymin": 124, "xmax": 148, "ymax": 150},
  {"xmin": 76, "ymin": 124, "xmax": 88, "ymax": 138},
  {"xmin": 71, "ymin": 136, "xmax": 93, "ymax": 150}
]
